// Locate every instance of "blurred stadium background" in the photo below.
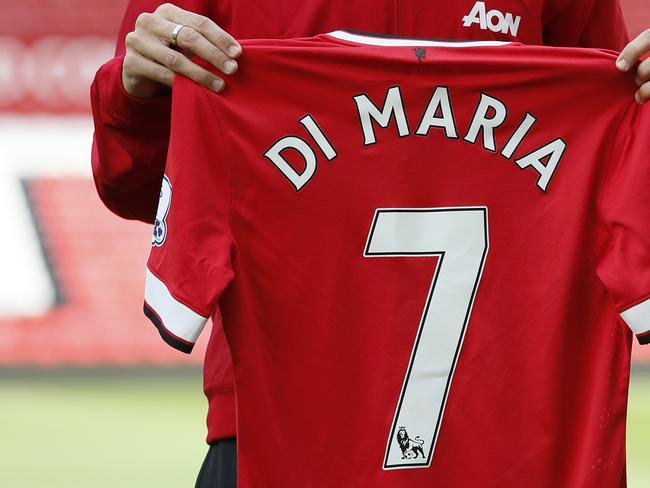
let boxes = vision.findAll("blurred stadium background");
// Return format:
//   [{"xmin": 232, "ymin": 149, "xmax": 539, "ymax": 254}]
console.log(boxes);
[{"xmin": 0, "ymin": 1, "xmax": 649, "ymax": 486}]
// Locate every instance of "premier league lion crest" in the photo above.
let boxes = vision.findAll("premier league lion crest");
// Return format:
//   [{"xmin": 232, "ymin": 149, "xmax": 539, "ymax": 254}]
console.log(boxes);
[
  {"xmin": 152, "ymin": 175, "xmax": 172, "ymax": 247},
  {"xmin": 396, "ymin": 426, "xmax": 425, "ymax": 460}
]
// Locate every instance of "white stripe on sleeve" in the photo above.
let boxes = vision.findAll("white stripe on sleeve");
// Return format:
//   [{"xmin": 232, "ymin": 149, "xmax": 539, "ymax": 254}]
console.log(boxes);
[
  {"xmin": 145, "ymin": 268, "xmax": 209, "ymax": 344},
  {"xmin": 621, "ymin": 297, "xmax": 650, "ymax": 336}
]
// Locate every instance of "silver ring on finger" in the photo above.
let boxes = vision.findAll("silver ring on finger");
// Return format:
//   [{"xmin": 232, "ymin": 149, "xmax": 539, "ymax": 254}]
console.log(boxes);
[{"xmin": 170, "ymin": 24, "xmax": 184, "ymax": 47}]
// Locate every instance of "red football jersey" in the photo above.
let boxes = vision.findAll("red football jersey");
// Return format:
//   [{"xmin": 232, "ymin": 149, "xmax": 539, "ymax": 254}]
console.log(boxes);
[
  {"xmin": 93, "ymin": 0, "xmax": 630, "ymax": 445},
  {"xmin": 144, "ymin": 31, "xmax": 649, "ymax": 486}
]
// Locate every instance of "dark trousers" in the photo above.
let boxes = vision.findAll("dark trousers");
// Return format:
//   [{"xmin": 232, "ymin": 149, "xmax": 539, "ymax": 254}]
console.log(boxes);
[{"xmin": 195, "ymin": 439, "xmax": 237, "ymax": 488}]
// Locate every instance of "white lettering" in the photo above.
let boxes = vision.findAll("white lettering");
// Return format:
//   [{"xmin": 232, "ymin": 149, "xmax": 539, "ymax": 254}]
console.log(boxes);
[
  {"xmin": 264, "ymin": 136, "xmax": 317, "ymax": 191},
  {"xmin": 487, "ymin": 9, "xmax": 505, "ymax": 31},
  {"xmin": 462, "ymin": 2, "xmax": 488, "ymax": 30},
  {"xmin": 515, "ymin": 139, "xmax": 566, "ymax": 191},
  {"xmin": 503, "ymin": 13, "xmax": 521, "ymax": 36},
  {"xmin": 264, "ymin": 85, "xmax": 566, "ymax": 193},
  {"xmin": 353, "ymin": 86, "xmax": 410, "ymax": 145},
  {"xmin": 299, "ymin": 115, "xmax": 338, "ymax": 160},
  {"xmin": 462, "ymin": 2, "xmax": 521, "ymax": 37},
  {"xmin": 415, "ymin": 87, "xmax": 458, "ymax": 138},
  {"xmin": 501, "ymin": 113, "xmax": 536, "ymax": 159},
  {"xmin": 464, "ymin": 94, "xmax": 507, "ymax": 151}
]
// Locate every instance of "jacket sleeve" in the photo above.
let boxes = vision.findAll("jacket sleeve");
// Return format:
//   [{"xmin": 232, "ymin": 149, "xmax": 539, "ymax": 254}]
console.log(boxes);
[
  {"xmin": 542, "ymin": 0, "xmax": 628, "ymax": 50},
  {"xmin": 89, "ymin": 0, "xmax": 211, "ymax": 223},
  {"xmin": 90, "ymin": 54, "xmax": 171, "ymax": 222}
]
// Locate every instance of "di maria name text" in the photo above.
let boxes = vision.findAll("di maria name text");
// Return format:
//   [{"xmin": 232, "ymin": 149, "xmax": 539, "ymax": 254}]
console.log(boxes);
[{"xmin": 264, "ymin": 85, "xmax": 566, "ymax": 193}]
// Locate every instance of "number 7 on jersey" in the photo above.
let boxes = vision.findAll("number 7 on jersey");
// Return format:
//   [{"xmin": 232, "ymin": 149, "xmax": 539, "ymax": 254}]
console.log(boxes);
[{"xmin": 364, "ymin": 207, "xmax": 489, "ymax": 469}]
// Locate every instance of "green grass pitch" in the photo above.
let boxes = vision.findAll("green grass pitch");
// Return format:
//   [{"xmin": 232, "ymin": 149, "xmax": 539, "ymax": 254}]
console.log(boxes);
[{"xmin": 0, "ymin": 367, "xmax": 648, "ymax": 487}]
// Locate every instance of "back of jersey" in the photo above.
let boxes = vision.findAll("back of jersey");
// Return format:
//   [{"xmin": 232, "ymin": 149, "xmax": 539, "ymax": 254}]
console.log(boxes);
[{"xmin": 145, "ymin": 31, "xmax": 650, "ymax": 487}]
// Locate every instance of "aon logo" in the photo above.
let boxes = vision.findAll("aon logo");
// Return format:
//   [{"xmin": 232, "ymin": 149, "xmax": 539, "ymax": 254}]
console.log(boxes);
[{"xmin": 462, "ymin": 1, "xmax": 521, "ymax": 37}]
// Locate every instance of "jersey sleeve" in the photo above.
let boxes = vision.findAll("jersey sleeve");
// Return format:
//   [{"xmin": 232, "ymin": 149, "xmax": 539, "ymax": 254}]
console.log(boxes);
[
  {"xmin": 542, "ymin": 0, "xmax": 628, "ymax": 50},
  {"xmin": 597, "ymin": 104, "xmax": 650, "ymax": 344},
  {"xmin": 143, "ymin": 77, "xmax": 234, "ymax": 353}
]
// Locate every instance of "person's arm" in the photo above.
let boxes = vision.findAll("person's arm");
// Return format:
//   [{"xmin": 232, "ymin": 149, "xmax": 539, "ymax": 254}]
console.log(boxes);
[
  {"xmin": 542, "ymin": 0, "xmax": 650, "ymax": 107},
  {"xmin": 542, "ymin": 0, "xmax": 628, "ymax": 50},
  {"xmin": 90, "ymin": 1, "xmax": 241, "ymax": 222},
  {"xmin": 91, "ymin": 54, "xmax": 171, "ymax": 221},
  {"xmin": 575, "ymin": 0, "xmax": 650, "ymax": 106},
  {"xmin": 576, "ymin": 0, "xmax": 629, "ymax": 50}
]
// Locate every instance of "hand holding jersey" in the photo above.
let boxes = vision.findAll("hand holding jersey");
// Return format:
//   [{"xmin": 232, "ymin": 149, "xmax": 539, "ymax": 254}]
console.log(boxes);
[
  {"xmin": 122, "ymin": 2, "xmax": 241, "ymax": 97},
  {"xmin": 616, "ymin": 28, "xmax": 650, "ymax": 104}
]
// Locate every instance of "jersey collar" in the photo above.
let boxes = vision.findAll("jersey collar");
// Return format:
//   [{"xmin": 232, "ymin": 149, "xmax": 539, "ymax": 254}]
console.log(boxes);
[{"xmin": 326, "ymin": 29, "xmax": 512, "ymax": 47}]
